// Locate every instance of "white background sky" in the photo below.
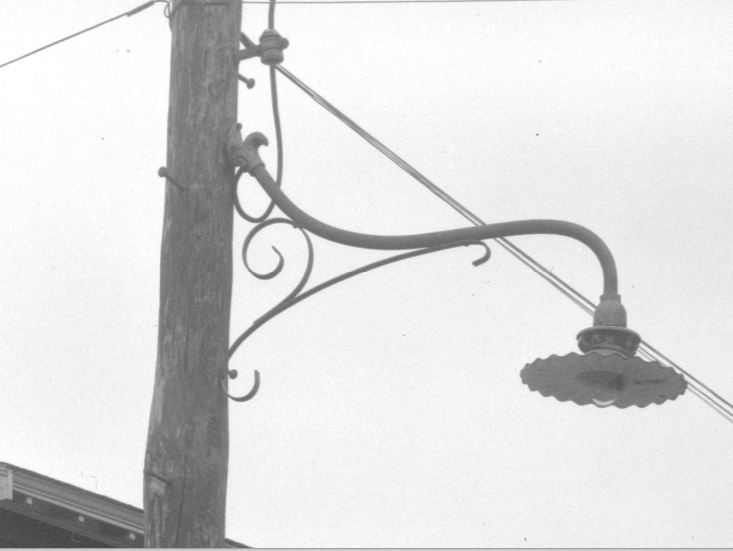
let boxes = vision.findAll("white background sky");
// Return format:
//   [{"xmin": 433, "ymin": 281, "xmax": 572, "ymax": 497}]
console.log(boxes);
[{"xmin": 1, "ymin": 0, "xmax": 733, "ymax": 547}]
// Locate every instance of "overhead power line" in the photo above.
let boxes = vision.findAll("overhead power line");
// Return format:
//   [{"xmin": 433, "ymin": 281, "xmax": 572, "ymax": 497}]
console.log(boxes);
[
  {"xmin": 0, "ymin": 0, "xmax": 163, "ymax": 72},
  {"xmin": 231, "ymin": 0, "xmax": 570, "ymax": 3},
  {"xmin": 0, "ymin": 0, "xmax": 572, "ymax": 72}
]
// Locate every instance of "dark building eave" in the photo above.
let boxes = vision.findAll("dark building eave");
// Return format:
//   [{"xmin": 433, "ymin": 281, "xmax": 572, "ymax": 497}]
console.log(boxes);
[{"xmin": 0, "ymin": 462, "xmax": 246, "ymax": 548}]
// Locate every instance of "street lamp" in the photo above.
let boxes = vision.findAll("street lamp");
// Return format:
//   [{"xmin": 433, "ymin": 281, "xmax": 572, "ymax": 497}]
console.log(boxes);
[
  {"xmin": 523, "ymin": 294, "xmax": 686, "ymax": 408},
  {"xmin": 224, "ymin": 129, "xmax": 687, "ymax": 409}
]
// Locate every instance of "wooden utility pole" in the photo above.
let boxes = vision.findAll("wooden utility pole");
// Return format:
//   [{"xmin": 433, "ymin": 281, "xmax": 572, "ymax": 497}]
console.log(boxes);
[{"xmin": 144, "ymin": 0, "xmax": 242, "ymax": 546}]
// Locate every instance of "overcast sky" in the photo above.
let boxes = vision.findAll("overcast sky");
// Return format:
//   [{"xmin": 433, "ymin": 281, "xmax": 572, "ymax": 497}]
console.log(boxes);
[{"xmin": 1, "ymin": 0, "xmax": 733, "ymax": 547}]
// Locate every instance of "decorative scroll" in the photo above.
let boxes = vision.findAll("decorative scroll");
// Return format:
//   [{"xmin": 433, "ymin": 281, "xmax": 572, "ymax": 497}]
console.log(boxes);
[
  {"xmin": 233, "ymin": 166, "xmax": 277, "ymax": 223},
  {"xmin": 225, "ymin": 169, "xmax": 492, "ymax": 402}
]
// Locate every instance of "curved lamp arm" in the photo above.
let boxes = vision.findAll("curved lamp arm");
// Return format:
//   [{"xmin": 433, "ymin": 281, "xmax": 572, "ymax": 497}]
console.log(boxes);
[{"xmin": 232, "ymin": 130, "xmax": 619, "ymax": 297}]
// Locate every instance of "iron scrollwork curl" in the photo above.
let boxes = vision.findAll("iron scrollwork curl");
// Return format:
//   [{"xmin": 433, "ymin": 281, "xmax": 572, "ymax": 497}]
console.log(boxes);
[
  {"xmin": 241, "ymin": 216, "xmax": 315, "ymax": 303},
  {"xmin": 226, "ymin": 166, "xmax": 313, "ymax": 401},
  {"xmin": 223, "ymin": 232, "xmax": 492, "ymax": 402},
  {"xmin": 233, "ymin": 166, "xmax": 278, "ymax": 223},
  {"xmin": 226, "ymin": 128, "xmax": 502, "ymax": 402},
  {"xmin": 226, "ymin": 157, "xmax": 493, "ymax": 401}
]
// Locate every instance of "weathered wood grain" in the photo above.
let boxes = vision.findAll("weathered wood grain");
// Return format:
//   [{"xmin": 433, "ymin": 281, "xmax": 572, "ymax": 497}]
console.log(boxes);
[{"xmin": 144, "ymin": 1, "xmax": 242, "ymax": 546}]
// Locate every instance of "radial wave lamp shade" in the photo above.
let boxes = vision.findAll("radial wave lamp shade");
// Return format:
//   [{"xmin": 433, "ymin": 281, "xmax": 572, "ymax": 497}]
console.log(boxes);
[{"xmin": 520, "ymin": 294, "xmax": 687, "ymax": 408}]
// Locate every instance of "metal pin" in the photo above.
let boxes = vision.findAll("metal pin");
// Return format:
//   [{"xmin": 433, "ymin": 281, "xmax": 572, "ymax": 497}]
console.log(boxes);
[
  {"xmin": 238, "ymin": 74, "xmax": 255, "ymax": 89},
  {"xmin": 158, "ymin": 167, "xmax": 185, "ymax": 189}
]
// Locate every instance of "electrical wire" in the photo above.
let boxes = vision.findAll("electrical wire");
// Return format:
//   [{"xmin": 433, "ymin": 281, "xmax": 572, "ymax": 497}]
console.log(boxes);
[
  {"xmin": 637, "ymin": 349, "xmax": 733, "ymax": 424},
  {"xmin": 0, "ymin": 1, "xmax": 164, "ymax": 71},
  {"xmin": 270, "ymin": 64, "xmax": 733, "ymax": 422},
  {"xmin": 228, "ymin": 0, "xmax": 569, "ymax": 3},
  {"xmin": 269, "ymin": 0, "xmax": 285, "ymax": 215},
  {"xmin": 268, "ymin": 0, "xmax": 278, "ymax": 25},
  {"xmin": 639, "ymin": 341, "xmax": 733, "ymax": 413},
  {"xmin": 689, "ymin": 386, "xmax": 733, "ymax": 425}
]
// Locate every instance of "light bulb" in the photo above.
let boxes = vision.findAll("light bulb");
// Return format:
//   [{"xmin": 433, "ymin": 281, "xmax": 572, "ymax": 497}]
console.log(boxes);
[{"xmin": 591, "ymin": 388, "xmax": 618, "ymax": 408}]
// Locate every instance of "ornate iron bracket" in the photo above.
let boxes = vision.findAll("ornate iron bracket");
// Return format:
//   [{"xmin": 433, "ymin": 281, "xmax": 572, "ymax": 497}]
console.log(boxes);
[
  {"xmin": 223, "ymin": 126, "xmax": 499, "ymax": 402},
  {"xmin": 223, "ymin": 126, "xmax": 686, "ymax": 408}
]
